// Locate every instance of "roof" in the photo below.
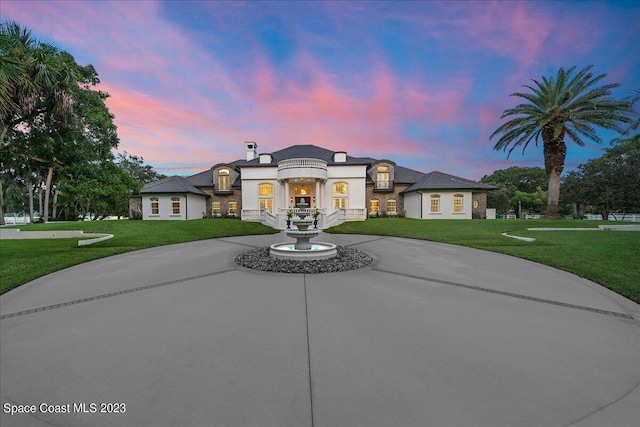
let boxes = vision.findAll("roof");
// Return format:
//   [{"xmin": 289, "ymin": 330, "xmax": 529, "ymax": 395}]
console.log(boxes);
[
  {"xmin": 393, "ymin": 165, "xmax": 426, "ymax": 183},
  {"xmin": 240, "ymin": 144, "xmax": 370, "ymax": 167},
  {"xmin": 186, "ymin": 169, "xmax": 214, "ymax": 187},
  {"xmin": 402, "ymin": 171, "xmax": 496, "ymax": 193},
  {"xmin": 141, "ymin": 176, "xmax": 208, "ymax": 196}
]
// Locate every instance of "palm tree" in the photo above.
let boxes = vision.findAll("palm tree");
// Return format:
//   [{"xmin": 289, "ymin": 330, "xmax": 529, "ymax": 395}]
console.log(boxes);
[
  {"xmin": 491, "ymin": 65, "xmax": 634, "ymax": 218},
  {"xmin": 0, "ymin": 21, "xmax": 77, "ymax": 146}
]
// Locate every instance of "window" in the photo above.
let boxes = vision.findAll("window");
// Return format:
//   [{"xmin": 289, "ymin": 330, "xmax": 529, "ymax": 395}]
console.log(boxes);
[
  {"xmin": 370, "ymin": 199, "xmax": 379, "ymax": 215},
  {"xmin": 334, "ymin": 198, "xmax": 348, "ymax": 209},
  {"xmin": 333, "ymin": 182, "xmax": 348, "ymax": 209},
  {"xmin": 259, "ymin": 183, "xmax": 274, "ymax": 213},
  {"xmin": 150, "ymin": 197, "xmax": 159, "ymax": 215},
  {"xmin": 294, "ymin": 186, "xmax": 312, "ymax": 196},
  {"xmin": 473, "ymin": 199, "xmax": 479, "ymax": 209},
  {"xmin": 387, "ymin": 199, "xmax": 397, "ymax": 214},
  {"xmin": 218, "ymin": 169, "xmax": 230, "ymax": 191},
  {"xmin": 171, "ymin": 197, "xmax": 181, "ymax": 215},
  {"xmin": 377, "ymin": 166, "xmax": 390, "ymax": 189},
  {"xmin": 333, "ymin": 182, "xmax": 348, "ymax": 195},
  {"xmin": 259, "ymin": 198, "xmax": 273, "ymax": 212},
  {"xmin": 430, "ymin": 194, "xmax": 440, "ymax": 213},
  {"xmin": 454, "ymin": 194, "xmax": 464, "ymax": 213},
  {"xmin": 259, "ymin": 183, "xmax": 273, "ymax": 196},
  {"xmin": 212, "ymin": 201, "xmax": 221, "ymax": 215},
  {"xmin": 228, "ymin": 201, "xmax": 237, "ymax": 215}
]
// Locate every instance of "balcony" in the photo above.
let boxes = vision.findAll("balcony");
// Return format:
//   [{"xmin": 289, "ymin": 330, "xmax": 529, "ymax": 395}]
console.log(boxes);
[
  {"xmin": 278, "ymin": 158, "xmax": 328, "ymax": 181},
  {"xmin": 373, "ymin": 181, "xmax": 394, "ymax": 192}
]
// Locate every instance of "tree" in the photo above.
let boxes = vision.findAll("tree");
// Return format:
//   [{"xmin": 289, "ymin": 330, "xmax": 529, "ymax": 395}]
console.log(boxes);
[
  {"xmin": 115, "ymin": 151, "xmax": 166, "ymax": 185},
  {"xmin": 57, "ymin": 161, "xmax": 139, "ymax": 220},
  {"xmin": 481, "ymin": 166, "xmax": 548, "ymax": 215},
  {"xmin": 612, "ymin": 89, "xmax": 640, "ymax": 146},
  {"xmin": 481, "ymin": 166, "xmax": 548, "ymax": 192},
  {"xmin": 491, "ymin": 65, "xmax": 634, "ymax": 218},
  {"xmin": 0, "ymin": 46, "xmax": 119, "ymax": 222},
  {"xmin": 561, "ymin": 139, "xmax": 640, "ymax": 219},
  {"xmin": 581, "ymin": 140, "xmax": 640, "ymax": 219},
  {"xmin": 0, "ymin": 21, "xmax": 77, "ymax": 146}
]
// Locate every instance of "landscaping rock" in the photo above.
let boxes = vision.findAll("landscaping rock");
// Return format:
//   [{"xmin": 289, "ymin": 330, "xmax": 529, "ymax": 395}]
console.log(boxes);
[{"xmin": 235, "ymin": 246, "xmax": 373, "ymax": 273}]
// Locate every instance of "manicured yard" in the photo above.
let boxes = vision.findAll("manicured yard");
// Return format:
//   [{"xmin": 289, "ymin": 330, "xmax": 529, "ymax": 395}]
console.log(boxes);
[
  {"xmin": 0, "ymin": 219, "xmax": 278, "ymax": 295},
  {"xmin": 1, "ymin": 218, "xmax": 638, "ymax": 303},
  {"xmin": 327, "ymin": 218, "xmax": 640, "ymax": 303}
]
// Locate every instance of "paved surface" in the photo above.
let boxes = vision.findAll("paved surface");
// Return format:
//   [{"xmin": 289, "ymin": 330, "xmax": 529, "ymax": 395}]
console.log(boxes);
[{"xmin": 1, "ymin": 233, "xmax": 639, "ymax": 427}]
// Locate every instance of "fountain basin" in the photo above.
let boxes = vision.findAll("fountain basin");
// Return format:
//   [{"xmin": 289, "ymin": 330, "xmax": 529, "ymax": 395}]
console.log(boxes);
[{"xmin": 269, "ymin": 242, "xmax": 337, "ymax": 260}]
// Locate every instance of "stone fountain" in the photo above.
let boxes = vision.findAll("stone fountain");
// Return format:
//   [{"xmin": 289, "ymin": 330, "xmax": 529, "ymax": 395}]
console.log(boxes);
[{"xmin": 269, "ymin": 198, "xmax": 337, "ymax": 260}]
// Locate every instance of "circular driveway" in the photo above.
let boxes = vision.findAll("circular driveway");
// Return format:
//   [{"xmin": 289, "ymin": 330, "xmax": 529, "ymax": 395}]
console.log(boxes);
[{"xmin": 1, "ymin": 233, "xmax": 638, "ymax": 427}]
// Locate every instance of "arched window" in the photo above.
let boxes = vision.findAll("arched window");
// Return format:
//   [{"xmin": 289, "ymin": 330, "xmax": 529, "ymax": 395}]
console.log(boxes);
[
  {"xmin": 376, "ymin": 166, "xmax": 390, "ymax": 189},
  {"xmin": 430, "ymin": 194, "xmax": 440, "ymax": 213},
  {"xmin": 333, "ymin": 182, "xmax": 348, "ymax": 209},
  {"xmin": 454, "ymin": 194, "xmax": 464, "ymax": 213},
  {"xmin": 218, "ymin": 169, "xmax": 230, "ymax": 191},
  {"xmin": 258, "ymin": 183, "xmax": 274, "ymax": 213},
  {"xmin": 150, "ymin": 197, "xmax": 159, "ymax": 215}
]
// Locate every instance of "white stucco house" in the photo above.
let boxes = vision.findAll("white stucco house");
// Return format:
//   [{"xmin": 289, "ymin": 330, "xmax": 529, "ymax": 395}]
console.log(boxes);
[{"xmin": 131, "ymin": 142, "xmax": 494, "ymax": 227}]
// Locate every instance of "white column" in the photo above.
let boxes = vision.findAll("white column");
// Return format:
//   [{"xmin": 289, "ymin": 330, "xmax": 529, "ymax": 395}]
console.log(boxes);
[
  {"xmin": 315, "ymin": 180, "xmax": 320, "ymax": 209},
  {"xmin": 284, "ymin": 180, "xmax": 290, "ymax": 208}
]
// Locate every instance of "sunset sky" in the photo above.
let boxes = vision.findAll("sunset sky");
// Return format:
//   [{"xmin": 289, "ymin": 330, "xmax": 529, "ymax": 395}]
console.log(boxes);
[{"xmin": 4, "ymin": 0, "xmax": 639, "ymax": 179}]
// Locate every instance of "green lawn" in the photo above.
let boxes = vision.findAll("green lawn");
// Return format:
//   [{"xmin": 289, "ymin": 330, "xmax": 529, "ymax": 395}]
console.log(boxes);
[
  {"xmin": 327, "ymin": 218, "xmax": 640, "ymax": 303},
  {"xmin": 0, "ymin": 219, "xmax": 278, "ymax": 294},
  {"xmin": 1, "ymin": 218, "xmax": 638, "ymax": 303}
]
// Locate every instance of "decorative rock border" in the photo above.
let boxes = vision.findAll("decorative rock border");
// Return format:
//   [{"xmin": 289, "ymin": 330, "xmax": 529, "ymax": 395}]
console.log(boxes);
[{"xmin": 235, "ymin": 246, "xmax": 373, "ymax": 274}]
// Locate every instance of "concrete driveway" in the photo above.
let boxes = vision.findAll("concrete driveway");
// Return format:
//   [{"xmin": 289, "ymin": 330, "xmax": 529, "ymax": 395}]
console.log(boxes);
[{"xmin": 1, "ymin": 233, "xmax": 638, "ymax": 427}]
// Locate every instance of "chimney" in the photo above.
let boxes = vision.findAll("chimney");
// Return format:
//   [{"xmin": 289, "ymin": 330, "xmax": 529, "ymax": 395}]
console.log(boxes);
[{"xmin": 245, "ymin": 141, "xmax": 258, "ymax": 161}]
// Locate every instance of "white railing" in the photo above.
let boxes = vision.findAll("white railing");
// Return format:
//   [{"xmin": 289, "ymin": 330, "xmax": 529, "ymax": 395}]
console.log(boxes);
[
  {"xmin": 585, "ymin": 213, "xmax": 640, "ymax": 222},
  {"xmin": 243, "ymin": 207, "xmax": 367, "ymax": 229},
  {"xmin": 241, "ymin": 209, "xmax": 263, "ymax": 221},
  {"xmin": 323, "ymin": 208, "xmax": 367, "ymax": 228},
  {"xmin": 2, "ymin": 214, "xmax": 37, "ymax": 225},
  {"xmin": 277, "ymin": 158, "xmax": 327, "ymax": 171},
  {"xmin": 263, "ymin": 210, "xmax": 277, "ymax": 228},
  {"xmin": 343, "ymin": 208, "xmax": 367, "ymax": 220},
  {"xmin": 324, "ymin": 209, "xmax": 341, "ymax": 228}
]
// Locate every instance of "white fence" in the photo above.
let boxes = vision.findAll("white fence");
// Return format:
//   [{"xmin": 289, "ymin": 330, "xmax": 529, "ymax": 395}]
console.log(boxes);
[
  {"xmin": 584, "ymin": 213, "xmax": 640, "ymax": 222},
  {"xmin": 2, "ymin": 214, "xmax": 38, "ymax": 225}
]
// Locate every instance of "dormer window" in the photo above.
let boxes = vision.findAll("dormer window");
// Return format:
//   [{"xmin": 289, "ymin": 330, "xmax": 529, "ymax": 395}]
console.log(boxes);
[
  {"xmin": 377, "ymin": 166, "xmax": 390, "ymax": 189},
  {"xmin": 218, "ymin": 169, "xmax": 230, "ymax": 191}
]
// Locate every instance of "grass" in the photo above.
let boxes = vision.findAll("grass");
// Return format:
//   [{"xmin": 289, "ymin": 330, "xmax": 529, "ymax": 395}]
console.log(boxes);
[
  {"xmin": 0, "ymin": 219, "xmax": 278, "ymax": 294},
  {"xmin": 326, "ymin": 218, "xmax": 640, "ymax": 303},
  {"xmin": 1, "ymin": 218, "xmax": 638, "ymax": 303}
]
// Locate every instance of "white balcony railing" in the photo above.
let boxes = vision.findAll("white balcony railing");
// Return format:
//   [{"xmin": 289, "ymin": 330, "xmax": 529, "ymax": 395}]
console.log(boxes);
[
  {"xmin": 278, "ymin": 158, "xmax": 327, "ymax": 170},
  {"xmin": 277, "ymin": 158, "xmax": 328, "ymax": 180}
]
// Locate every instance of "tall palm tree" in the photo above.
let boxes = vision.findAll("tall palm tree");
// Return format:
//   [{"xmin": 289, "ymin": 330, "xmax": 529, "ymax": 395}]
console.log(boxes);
[
  {"xmin": 491, "ymin": 65, "xmax": 633, "ymax": 218},
  {"xmin": 0, "ymin": 21, "xmax": 77, "ymax": 146}
]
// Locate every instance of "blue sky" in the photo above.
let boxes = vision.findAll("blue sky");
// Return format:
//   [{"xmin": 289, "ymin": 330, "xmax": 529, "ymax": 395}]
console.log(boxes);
[{"xmin": 4, "ymin": 0, "xmax": 639, "ymax": 179}]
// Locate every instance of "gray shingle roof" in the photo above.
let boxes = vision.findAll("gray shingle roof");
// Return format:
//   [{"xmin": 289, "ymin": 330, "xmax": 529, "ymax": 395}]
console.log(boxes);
[
  {"xmin": 144, "ymin": 145, "xmax": 493, "ymax": 196},
  {"xmin": 186, "ymin": 169, "xmax": 214, "ymax": 187},
  {"xmin": 402, "ymin": 171, "xmax": 496, "ymax": 193},
  {"xmin": 141, "ymin": 176, "xmax": 208, "ymax": 196},
  {"xmin": 240, "ymin": 144, "xmax": 370, "ymax": 166}
]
